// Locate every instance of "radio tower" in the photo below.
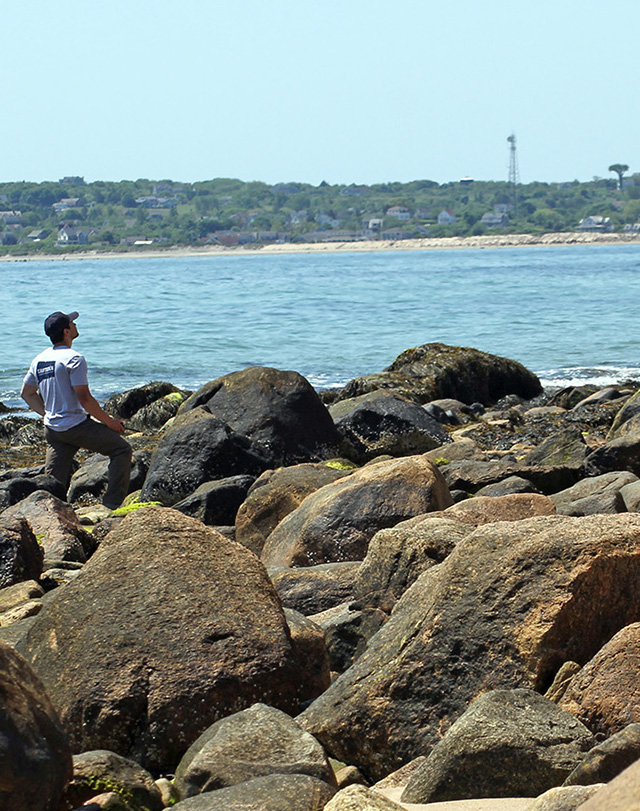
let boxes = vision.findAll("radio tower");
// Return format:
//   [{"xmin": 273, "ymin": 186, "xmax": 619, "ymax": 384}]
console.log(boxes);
[{"xmin": 507, "ymin": 133, "xmax": 519, "ymax": 216}]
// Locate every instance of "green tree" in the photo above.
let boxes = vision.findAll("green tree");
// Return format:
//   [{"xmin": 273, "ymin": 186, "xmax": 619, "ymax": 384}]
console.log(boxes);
[{"xmin": 609, "ymin": 163, "xmax": 629, "ymax": 190}]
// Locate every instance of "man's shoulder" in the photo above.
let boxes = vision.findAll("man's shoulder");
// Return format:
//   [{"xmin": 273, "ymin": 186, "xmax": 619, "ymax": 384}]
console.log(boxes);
[{"xmin": 32, "ymin": 346, "xmax": 86, "ymax": 367}]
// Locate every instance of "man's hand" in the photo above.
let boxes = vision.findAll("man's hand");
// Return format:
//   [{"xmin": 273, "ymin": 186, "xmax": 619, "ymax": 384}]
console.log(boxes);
[{"xmin": 107, "ymin": 417, "xmax": 126, "ymax": 435}]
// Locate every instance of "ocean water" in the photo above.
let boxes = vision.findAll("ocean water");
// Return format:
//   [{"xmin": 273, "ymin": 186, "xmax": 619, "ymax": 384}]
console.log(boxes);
[{"xmin": 2, "ymin": 243, "xmax": 640, "ymax": 411}]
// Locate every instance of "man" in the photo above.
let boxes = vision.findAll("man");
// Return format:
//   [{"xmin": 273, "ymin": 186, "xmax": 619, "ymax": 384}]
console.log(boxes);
[{"xmin": 21, "ymin": 311, "xmax": 132, "ymax": 510}]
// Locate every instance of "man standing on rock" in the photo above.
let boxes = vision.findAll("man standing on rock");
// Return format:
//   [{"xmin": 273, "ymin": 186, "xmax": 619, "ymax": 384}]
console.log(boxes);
[{"xmin": 20, "ymin": 311, "xmax": 132, "ymax": 510}]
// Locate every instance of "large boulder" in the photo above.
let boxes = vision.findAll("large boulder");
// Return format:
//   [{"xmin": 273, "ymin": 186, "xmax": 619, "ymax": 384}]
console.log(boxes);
[
  {"xmin": 168, "ymin": 773, "xmax": 336, "ymax": 811},
  {"xmin": 260, "ymin": 455, "xmax": 453, "ymax": 567},
  {"xmin": 0, "ymin": 640, "xmax": 72, "ymax": 811},
  {"xmin": 140, "ymin": 408, "xmax": 270, "ymax": 506},
  {"xmin": 400, "ymin": 688, "xmax": 593, "ymax": 803},
  {"xmin": 324, "ymin": 785, "xmax": 406, "ymax": 810},
  {"xmin": 334, "ymin": 343, "xmax": 542, "ymax": 406},
  {"xmin": 179, "ymin": 366, "xmax": 342, "ymax": 465},
  {"xmin": 174, "ymin": 703, "xmax": 336, "ymax": 797},
  {"xmin": 3, "ymin": 490, "xmax": 96, "ymax": 563},
  {"xmin": 104, "ymin": 381, "xmax": 188, "ymax": 420},
  {"xmin": 329, "ymin": 391, "xmax": 450, "ymax": 462},
  {"xmin": 235, "ymin": 463, "xmax": 351, "ymax": 556},
  {"xmin": 0, "ymin": 515, "xmax": 43, "ymax": 587},
  {"xmin": 559, "ymin": 622, "xmax": 640, "ymax": 737},
  {"xmin": 16, "ymin": 507, "xmax": 301, "ymax": 775},
  {"xmin": 354, "ymin": 516, "xmax": 473, "ymax": 600},
  {"xmin": 271, "ymin": 562, "xmax": 361, "ymax": 615},
  {"xmin": 299, "ymin": 514, "xmax": 640, "ymax": 781}
]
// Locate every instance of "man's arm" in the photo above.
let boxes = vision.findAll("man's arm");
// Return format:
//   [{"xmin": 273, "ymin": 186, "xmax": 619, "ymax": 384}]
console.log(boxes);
[
  {"xmin": 20, "ymin": 383, "xmax": 46, "ymax": 417},
  {"xmin": 73, "ymin": 385, "xmax": 126, "ymax": 434}
]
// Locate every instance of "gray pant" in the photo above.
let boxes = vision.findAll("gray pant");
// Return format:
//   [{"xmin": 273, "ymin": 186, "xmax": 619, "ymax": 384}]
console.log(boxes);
[{"xmin": 44, "ymin": 418, "xmax": 132, "ymax": 510}]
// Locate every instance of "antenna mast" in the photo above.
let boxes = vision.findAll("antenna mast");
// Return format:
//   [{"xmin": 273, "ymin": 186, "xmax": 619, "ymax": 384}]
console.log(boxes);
[{"xmin": 507, "ymin": 133, "xmax": 519, "ymax": 216}]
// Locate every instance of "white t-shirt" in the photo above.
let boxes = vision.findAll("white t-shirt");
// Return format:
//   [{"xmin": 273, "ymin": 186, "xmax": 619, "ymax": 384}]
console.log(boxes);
[{"xmin": 23, "ymin": 345, "xmax": 89, "ymax": 431}]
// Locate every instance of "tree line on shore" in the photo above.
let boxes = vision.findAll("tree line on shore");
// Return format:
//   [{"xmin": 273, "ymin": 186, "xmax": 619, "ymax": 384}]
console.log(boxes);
[{"xmin": 0, "ymin": 170, "xmax": 638, "ymax": 255}]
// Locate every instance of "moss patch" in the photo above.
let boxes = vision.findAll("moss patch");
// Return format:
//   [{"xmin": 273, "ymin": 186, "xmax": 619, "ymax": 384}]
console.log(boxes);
[{"xmin": 111, "ymin": 501, "xmax": 163, "ymax": 517}]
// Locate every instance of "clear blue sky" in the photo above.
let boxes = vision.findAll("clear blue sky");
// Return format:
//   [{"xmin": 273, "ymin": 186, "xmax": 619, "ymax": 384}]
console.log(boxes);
[{"xmin": 3, "ymin": 1, "xmax": 638, "ymax": 186}]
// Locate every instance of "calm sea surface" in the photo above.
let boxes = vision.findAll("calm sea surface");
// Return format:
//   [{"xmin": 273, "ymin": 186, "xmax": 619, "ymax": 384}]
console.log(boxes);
[{"xmin": 2, "ymin": 244, "xmax": 640, "ymax": 411}]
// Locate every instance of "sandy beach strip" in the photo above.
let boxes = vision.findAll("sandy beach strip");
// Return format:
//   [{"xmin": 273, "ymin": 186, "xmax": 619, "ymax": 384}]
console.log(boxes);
[{"xmin": 1, "ymin": 231, "xmax": 640, "ymax": 263}]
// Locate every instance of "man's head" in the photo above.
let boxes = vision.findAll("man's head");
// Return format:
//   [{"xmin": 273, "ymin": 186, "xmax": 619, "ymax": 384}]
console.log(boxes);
[{"xmin": 44, "ymin": 311, "xmax": 79, "ymax": 345}]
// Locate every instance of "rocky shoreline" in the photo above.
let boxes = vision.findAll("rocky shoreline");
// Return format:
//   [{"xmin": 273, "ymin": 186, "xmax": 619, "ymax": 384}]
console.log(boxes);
[
  {"xmin": 2, "ymin": 230, "xmax": 640, "ymax": 263},
  {"xmin": 3, "ymin": 343, "xmax": 640, "ymax": 810}
]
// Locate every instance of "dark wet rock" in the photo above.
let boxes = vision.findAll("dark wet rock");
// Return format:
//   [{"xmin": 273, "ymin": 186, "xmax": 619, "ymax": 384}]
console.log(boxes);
[
  {"xmin": 284, "ymin": 609, "xmax": 331, "ymax": 704},
  {"xmin": 309, "ymin": 602, "xmax": 389, "ymax": 673},
  {"xmin": 260, "ymin": 454, "xmax": 453, "ymax": 567},
  {"xmin": 564, "ymin": 723, "xmax": 640, "ymax": 787},
  {"xmin": 270, "ymin": 562, "xmax": 360, "ymax": 615},
  {"xmin": 0, "ymin": 474, "xmax": 66, "ymax": 511},
  {"xmin": 573, "ymin": 387, "xmax": 631, "ymax": 410},
  {"xmin": 173, "ymin": 475, "xmax": 256, "ymax": 526},
  {"xmin": 169, "ymin": 773, "xmax": 336, "ymax": 811},
  {"xmin": 174, "ymin": 702, "xmax": 335, "ymax": 798},
  {"xmin": 67, "ymin": 451, "xmax": 149, "ymax": 505},
  {"xmin": 104, "ymin": 381, "xmax": 189, "ymax": 421},
  {"xmin": 127, "ymin": 394, "xmax": 185, "ymax": 431},
  {"xmin": 474, "ymin": 475, "xmax": 541, "ymax": 496},
  {"xmin": 179, "ymin": 366, "xmax": 342, "ymax": 465},
  {"xmin": 354, "ymin": 517, "xmax": 472, "ymax": 600},
  {"xmin": 235, "ymin": 463, "xmax": 351, "ymax": 556},
  {"xmin": 0, "ymin": 515, "xmax": 43, "ymax": 587},
  {"xmin": 551, "ymin": 472, "xmax": 637, "ymax": 516},
  {"xmin": 547, "ymin": 386, "xmax": 599, "ymax": 410},
  {"xmin": 298, "ymin": 514, "xmax": 640, "ymax": 781},
  {"xmin": 334, "ymin": 343, "xmax": 542, "ymax": 406},
  {"xmin": 400, "ymin": 689, "xmax": 593, "ymax": 803},
  {"xmin": 16, "ymin": 507, "xmax": 302, "ymax": 775},
  {"xmin": 559, "ymin": 622, "xmax": 640, "ymax": 738},
  {"xmin": 140, "ymin": 407, "xmax": 270, "ymax": 506},
  {"xmin": 0, "ymin": 640, "xmax": 73, "ymax": 811},
  {"xmin": 329, "ymin": 391, "xmax": 450, "ymax": 462},
  {"xmin": 441, "ymin": 458, "xmax": 579, "ymax": 495},
  {"xmin": 524, "ymin": 428, "xmax": 588, "ymax": 469},
  {"xmin": 63, "ymin": 750, "xmax": 163, "ymax": 811},
  {"xmin": 585, "ymin": 430, "xmax": 640, "ymax": 478},
  {"xmin": 3, "ymin": 490, "xmax": 96, "ymax": 563}
]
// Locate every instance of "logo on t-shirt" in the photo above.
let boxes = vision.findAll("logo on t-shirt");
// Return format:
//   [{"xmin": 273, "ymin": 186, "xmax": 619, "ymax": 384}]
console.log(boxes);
[{"xmin": 36, "ymin": 361, "xmax": 55, "ymax": 383}]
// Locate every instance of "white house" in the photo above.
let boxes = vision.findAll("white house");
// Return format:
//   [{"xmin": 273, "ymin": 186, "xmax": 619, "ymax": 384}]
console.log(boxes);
[
  {"xmin": 437, "ymin": 209, "xmax": 456, "ymax": 225},
  {"xmin": 386, "ymin": 205, "xmax": 411, "ymax": 221}
]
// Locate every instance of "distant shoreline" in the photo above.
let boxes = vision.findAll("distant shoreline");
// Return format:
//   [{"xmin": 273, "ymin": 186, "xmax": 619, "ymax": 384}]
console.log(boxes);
[{"xmin": 1, "ymin": 230, "xmax": 639, "ymax": 262}]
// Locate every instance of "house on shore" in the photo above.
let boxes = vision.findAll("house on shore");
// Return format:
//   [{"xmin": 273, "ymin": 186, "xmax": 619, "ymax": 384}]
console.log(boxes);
[
  {"xmin": 577, "ymin": 216, "xmax": 613, "ymax": 232},
  {"xmin": 481, "ymin": 212, "xmax": 510, "ymax": 228}
]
